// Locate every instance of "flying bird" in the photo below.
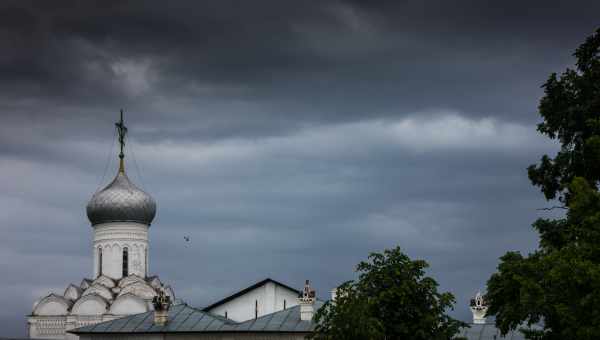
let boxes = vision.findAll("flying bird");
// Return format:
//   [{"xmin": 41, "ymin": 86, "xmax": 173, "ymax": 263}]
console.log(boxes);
[{"xmin": 184, "ymin": 236, "xmax": 190, "ymax": 242}]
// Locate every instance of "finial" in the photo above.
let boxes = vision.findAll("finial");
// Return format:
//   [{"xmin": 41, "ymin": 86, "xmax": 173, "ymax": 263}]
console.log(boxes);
[
  {"xmin": 469, "ymin": 291, "xmax": 489, "ymax": 324},
  {"xmin": 115, "ymin": 109, "xmax": 128, "ymax": 173},
  {"xmin": 298, "ymin": 279, "xmax": 316, "ymax": 321},
  {"xmin": 152, "ymin": 287, "xmax": 171, "ymax": 325}
]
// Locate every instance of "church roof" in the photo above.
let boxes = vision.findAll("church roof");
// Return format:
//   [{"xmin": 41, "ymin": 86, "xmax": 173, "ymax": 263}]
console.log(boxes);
[
  {"xmin": 86, "ymin": 170, "xmax": 156, "ymax": 226},
  {"xmin": 32, "ymin": 275, "xmax": 173, "ymax": 317},
  {"xmin": 86, "ymin": 112, "xmax": 156, "ymax": 226},
  {"xmin": 68, "ymin": 301, "xmax": 529, "ymax": 338},
  {"xmin": 233, "ymin": 302, "xmax": 322, "ymax": 332},
  {"xmin": 70, "ymin": 303, "xmax": 319, "ymax": 334},
  {"xmin": 202, "ymin": 278, "xmax": 301, "ymax": 312}
]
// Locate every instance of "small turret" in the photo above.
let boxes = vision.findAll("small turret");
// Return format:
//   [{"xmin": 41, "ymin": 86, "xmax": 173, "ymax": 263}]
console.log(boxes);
[
  {"xmin": 469, "ymin": 291, "xmax": 488, "ymax": 324},
  {"xmin": 152, "ymin": 287, "xmax": 172, "ymax": 325},
  {"xmin": 298, "ymin": 280, "xmax": 316, "ymax": 321}
]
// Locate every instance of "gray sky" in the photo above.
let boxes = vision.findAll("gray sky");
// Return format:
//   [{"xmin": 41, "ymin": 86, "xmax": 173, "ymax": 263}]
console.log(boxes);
[{"xmin": 0, "ymin": 0, "xmax": 598, "ymax": 336}]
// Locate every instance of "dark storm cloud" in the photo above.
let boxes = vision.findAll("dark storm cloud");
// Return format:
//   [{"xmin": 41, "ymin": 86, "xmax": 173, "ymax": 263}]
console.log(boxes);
[
  {"xmin": 0, "ymin": 0, "xmax": 594, "ymax": 336},
  {"xmin": 2, "ymin": 0, "xmax": 598, "ymax": 128}
]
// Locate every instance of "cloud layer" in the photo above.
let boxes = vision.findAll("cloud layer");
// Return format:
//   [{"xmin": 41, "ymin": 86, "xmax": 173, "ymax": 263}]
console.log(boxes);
[{"xmin": 0, "ymin": 0, "xmax": 596, "ymax": 336}]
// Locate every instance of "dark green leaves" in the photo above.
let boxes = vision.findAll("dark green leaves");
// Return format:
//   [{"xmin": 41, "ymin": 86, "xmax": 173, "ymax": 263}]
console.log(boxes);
[
  {"xmin": 488, "ymin": 28, "xmax": 600, "ymax": 340},
  {"xmin": 528, "ymin": 28, "xmax": 600, "ymax": 203},
  {"xmin": 310, "ymin": 246, "xmax": 466, "ymax": 340}
]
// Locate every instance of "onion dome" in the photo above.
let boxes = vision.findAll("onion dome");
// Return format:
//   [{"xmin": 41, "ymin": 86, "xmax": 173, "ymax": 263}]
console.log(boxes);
[
  {"xmin": 86, "ymin": 110, "xmax": 156, "ymax": 226},
  {"xmin": 86, "ymin": 168, "xmax": 156, "ymax": 226}
]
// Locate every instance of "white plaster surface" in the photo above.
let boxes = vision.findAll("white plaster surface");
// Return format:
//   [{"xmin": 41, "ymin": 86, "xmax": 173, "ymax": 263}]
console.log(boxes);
[{"xmin": 206, "ymin": 281, "xmax": 300, "ymax": 322}]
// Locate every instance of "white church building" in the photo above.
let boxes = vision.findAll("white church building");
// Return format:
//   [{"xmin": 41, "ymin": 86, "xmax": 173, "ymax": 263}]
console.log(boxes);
[
  {"xmin": 27, "ymin": 114, "xmax": 176, "ymax": 339},
  {"xmin": 27, "ymin": 114, "xmax": 528, "ymax": 340}
]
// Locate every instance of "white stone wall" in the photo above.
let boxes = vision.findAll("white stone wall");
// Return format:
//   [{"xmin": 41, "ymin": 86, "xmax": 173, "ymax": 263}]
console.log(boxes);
[
  {"xmin": 93, "ymin": 222, "xmax": 149, "ymax": 279},
  {"xmin": 207, "ymin": 282, "xmax": 300, "ymax": 322},
  {"xmin": 28, "ymin": 316, "xmax": 66, "ymax": 339}
]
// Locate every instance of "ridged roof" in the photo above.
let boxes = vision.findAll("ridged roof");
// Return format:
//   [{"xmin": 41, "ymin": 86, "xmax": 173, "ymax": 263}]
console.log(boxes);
[
  {"xmin": 202, "ymin": 278, "xmax": 301, "ymax": 312},
  {"xmin": 86, "ymin": 170, "xmax": 156, "ymax": 226},
  {"xmin": 70, "ymin": 303, "xmax": 319, "ymax": 334},
  {"xmin": 69, "ymin": 302, "xmax": 532, "ymax": 338}
]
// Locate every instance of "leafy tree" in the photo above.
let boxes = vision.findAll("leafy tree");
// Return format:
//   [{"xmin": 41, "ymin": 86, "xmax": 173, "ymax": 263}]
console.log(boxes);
[
  {"xmin": 310, "ymin": 247, "xmax": 466, "ymax": 340},
  {"xmin": 486, "ymin": 28, "xmax": 600, "ymax": 339},
  {"xmin": 528, "ymin": 28, "xmax": 600, "ymax": 203}
]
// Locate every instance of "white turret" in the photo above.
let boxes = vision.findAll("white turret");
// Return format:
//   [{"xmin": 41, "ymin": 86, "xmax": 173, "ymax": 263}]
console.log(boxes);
[
  {"xmin": 469, "ymin": 291, "xmax": 489, "ymax": 324},
  {"xmin": 28, "ymin": 112, "xmax": 174, "ymax": 340},
  {"xmin": 86, "ymin": 112, "xmax": 156, "ymax": 280},
  {"xmin": 298, "ymin": 280, "xmax": 316, "ymax": 321}
]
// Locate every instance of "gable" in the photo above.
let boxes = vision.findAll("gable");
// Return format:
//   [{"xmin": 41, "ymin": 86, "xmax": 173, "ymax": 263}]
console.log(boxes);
[
  {"xmin": 118, "ymin": 281, "xmax": 157, "ymax": 300},
  {"xmin": 82, "ymin": 283, "xmax": 114, "ymax": 301},
  {"xmin": 64, "ymin": 284, "xmax": 82, "ymax": 301},
  {"xmin": 203, "ymin": 278, "xmax": 300, "ymax": 311},
  {"xmin": 203, "ymin": 278, "xmax": 301, "ymax": 322},
  {"xmin": 33, "ymin": 294, "xmax": 72, "ymax": 316},
  {"xmin": 109, "ymin": 293, "xmax": 149, "ymax": 315},
  {"xmin": 71, "ymin": 294, "xmax": 108, "ymax": 315}
]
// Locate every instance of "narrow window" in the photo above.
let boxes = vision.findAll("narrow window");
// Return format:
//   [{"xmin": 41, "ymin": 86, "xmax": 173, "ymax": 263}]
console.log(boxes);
[
  {"xmin": 225, "ymin": 311, "xmax": 228, "ymax": 319},
  {"xmin": 255, "ymin": 300, "xmax": 258, "ymax": 319},
  {"xmin": 145, "ymin": 248, "xmax": 148, "ymax": 277},
  {"xmin": 122, "ymin": 247, "xmax": 129, "ymax": 277},
  {"xmin": 283, "ymin": 299, "xmax": 286, "ymax": 310},
  {"xmin": 98, "ymin": 247, "xmax": 103, "ymax": 277}
]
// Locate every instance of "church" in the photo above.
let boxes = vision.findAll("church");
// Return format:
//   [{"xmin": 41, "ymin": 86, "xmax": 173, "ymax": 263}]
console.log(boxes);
[
  {"xmin": 27, "ymin": 113, "xmax": 318, "ymax": 340},
  {"xmin": 27, "ymin": 113, "xmax": 177, "ymax": 339},
  {"xmin": 28, "ymin": 114, "xmax": 527, "ymax": 340}
]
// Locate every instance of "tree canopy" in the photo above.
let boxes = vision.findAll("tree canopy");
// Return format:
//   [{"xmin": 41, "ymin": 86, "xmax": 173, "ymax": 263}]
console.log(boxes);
[
  {"xmin": 487, "ymin": 28, "xmax": 600, "ymax": 339},
  {"xmin": 310, "ymin": 246, "xmax": 466, "ymax": 340},
  {"xmin": 528, "ymin": 28, "xmax": 600, "ymax": 203}
]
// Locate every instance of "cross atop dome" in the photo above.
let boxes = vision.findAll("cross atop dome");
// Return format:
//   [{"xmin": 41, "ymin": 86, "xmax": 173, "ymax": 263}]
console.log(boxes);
[
  {"xmin": 116, "ymin": 109, "xmax": 128, "ymax": 173},
  {"xmin": 86, "ymin": 112, "xmax": 156, "ymax": 227}
]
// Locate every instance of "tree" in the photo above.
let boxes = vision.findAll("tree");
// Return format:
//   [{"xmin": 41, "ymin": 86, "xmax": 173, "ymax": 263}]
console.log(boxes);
[
  {"xmin": 310, "ymin": 247, "xmax": 466, "ymax": 340},
  {"xmin": 486, "ymin": 28, "xmax": 600, "ymax": 339},
  {"xmin": 527, "ymin": 28, "xmax": 600, "ymax": 204}
]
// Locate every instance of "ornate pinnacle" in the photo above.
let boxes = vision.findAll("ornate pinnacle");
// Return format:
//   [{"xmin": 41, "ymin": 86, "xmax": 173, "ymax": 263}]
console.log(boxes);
[{"xmin": 115, "ymin": 109, "xmax": 128, "ymax": 173}]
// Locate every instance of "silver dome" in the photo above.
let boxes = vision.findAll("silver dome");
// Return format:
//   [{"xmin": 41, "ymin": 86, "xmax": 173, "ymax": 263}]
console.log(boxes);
[{"xmin": 87, "ymin": 170, "xmax": 156, "ymax": 226}]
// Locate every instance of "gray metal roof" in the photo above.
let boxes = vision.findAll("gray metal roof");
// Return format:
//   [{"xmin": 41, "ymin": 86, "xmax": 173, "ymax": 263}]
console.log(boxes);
[
  {"xmin": 70, "ymin": 303, "xmax": 528, "ymax": 338},
  {"xmin": 233, "ymin": 301, "xmax": 323, "ymax": 333},
  {"xmin": 70, "ymin": 303, "xmax": 318, "ymax": 334},
  {"xmin": 87, "ymin": 169, "xmax": 156, "ymax": 226}
]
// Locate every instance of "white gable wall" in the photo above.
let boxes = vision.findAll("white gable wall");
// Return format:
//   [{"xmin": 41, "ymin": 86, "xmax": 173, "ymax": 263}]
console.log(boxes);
[{"xmin": 207, "ymin": 282, "xmax": 299, "ymax": 322}]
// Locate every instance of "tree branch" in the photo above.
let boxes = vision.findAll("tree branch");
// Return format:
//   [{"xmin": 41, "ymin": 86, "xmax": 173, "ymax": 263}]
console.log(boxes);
[{"xmin": 536, "ymin": 206, "xmax": 567, "ymax": 211}]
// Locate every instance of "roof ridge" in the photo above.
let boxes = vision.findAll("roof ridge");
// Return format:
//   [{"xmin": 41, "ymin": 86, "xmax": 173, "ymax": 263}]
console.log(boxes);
[{"xmin": 202, "ymin": 278, "xmax": 301, "ymax": 311}]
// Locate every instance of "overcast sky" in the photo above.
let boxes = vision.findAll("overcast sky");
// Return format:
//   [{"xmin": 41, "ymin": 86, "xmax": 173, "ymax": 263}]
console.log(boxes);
[{"xmin": 1, "ymin": 0, "xmax": 598, "ymax": 336}]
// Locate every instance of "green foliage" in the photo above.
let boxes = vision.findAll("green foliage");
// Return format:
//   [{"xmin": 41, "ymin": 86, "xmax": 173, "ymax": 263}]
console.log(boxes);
[
  {"xmin": 309, "ymin": 247, "xmax": 466, "ymax": 340},
  {"xmin": 488, "ymin": 179, "xmax": 600, "ymax": 339},
  {"xmin": 487, "ymin": 28, "xmax": 600, "ymax": 340},
  {"xmin": 528, "ymin": 28, "xmax": 600, "ymax": 203}
]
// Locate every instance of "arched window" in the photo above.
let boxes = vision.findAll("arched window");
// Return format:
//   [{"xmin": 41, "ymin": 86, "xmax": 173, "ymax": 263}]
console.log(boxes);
[
  {"xmin": 98, "ymin": 247, "xmax": 103, "ymax": 277},
  {"xmin": 122, "ymin": 247, "xmax": 129, "ymax": 277}
]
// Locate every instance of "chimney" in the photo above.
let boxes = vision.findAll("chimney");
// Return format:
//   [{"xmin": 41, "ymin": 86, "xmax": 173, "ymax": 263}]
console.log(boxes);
[
  {"xmin": 152, "ymin": 288, "xmax": 172, "ymax": 326},
  {"xmin": 298, "ymin": 280, "xmax": 316, "ymax": 321},
  {"xmin": 469, "ymin": 291, "xmax": 488, "ymax": 324}
]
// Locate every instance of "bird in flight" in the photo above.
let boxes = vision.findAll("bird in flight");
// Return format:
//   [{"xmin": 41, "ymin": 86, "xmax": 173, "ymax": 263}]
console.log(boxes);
[{"xmin": 184, "ymin": 236, "xmax": 190, "ymax": 242}]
